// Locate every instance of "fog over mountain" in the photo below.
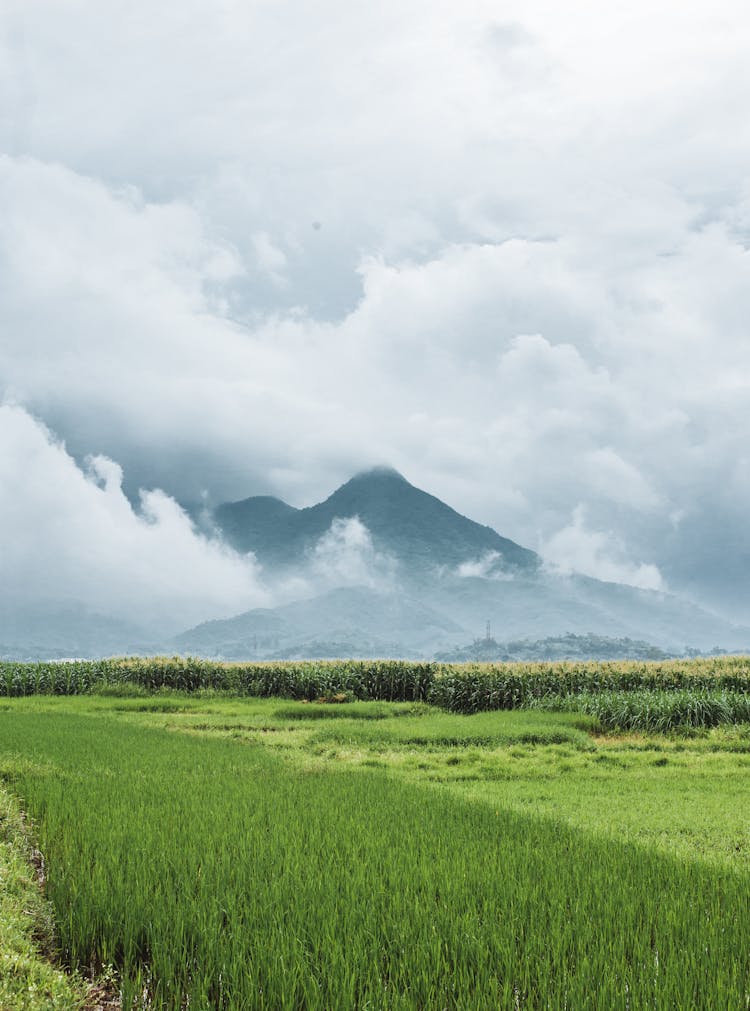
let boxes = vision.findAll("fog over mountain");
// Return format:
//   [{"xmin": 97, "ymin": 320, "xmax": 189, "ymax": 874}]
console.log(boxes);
[
  {"xmin": 172, "ymin": 468, "xmax": 750, "ymax": 661},
  {"xmin": 3, "ymin": 2, "xmax": 750, "ymax": 653},
  {"xmin": 5, "ymin": 457, "xmax": 747, "ymax": 660},
  {"xmin": 214, "ymin": 467, "xmax": 539, "ymax": 576}
]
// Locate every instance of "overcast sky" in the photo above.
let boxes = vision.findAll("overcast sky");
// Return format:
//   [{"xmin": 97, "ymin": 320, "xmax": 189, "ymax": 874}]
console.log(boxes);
[{"xmin": 3, "ymin": 0, "xmax": 750, "ymax": 626}]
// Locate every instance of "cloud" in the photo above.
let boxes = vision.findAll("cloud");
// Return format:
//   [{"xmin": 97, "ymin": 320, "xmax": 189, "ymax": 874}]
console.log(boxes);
[
  {"xmin": 1, "ymin": 1, "xmax": 750, "ymax": 622},
  {"xmin": 542, "ymin": 506, "xmax": 664, "ymax": 592},
  {"xmin": 308, "ymin": 517, "xmax": 397, "ymax": 590},
  {"xmin": 2, "ymin": 157, "xmax": 750, "ymax": 619},
  {"xmin": 0, "ymin": 405, "xmax": 268, "ymax": 632},
  {"xmin": 457, "ymin": 551, "xmax": 501, "ymax": 579},
  {"xmin": 251, "ymin": 232, "xmax": 288, "ymax": 286},
  {"xmin": 581, "ymin": 449, "xmax": 662, "ymax": 512},
  {"xmin": 456, "ymin": 551, "xmax": 514, "ymax": 580}
]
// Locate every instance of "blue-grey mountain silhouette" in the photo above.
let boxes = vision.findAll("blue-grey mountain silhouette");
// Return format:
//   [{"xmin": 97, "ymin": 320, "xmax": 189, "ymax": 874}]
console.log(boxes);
[
  {"xmin": 7, "ymin": 467, "xmax": 750, "ymax": 661},
  {"xmin": 215, "ymin": 466, "xmax": 539, "ymax": 574},
  {"xmin": 188, "ymin": 468, "xmax": 750, "ymax": 660}
]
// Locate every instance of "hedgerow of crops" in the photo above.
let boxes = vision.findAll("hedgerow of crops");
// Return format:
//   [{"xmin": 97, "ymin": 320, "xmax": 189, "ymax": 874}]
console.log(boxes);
[
  {"xmin": 2, "ymin": 711, "xmax": 749, "ymax": 1009},
  {"xmin": 535, "ymin": 688, "xmax": 750, "ymax": 731},
  {"xmin": 3, "ymin": 655, "xmax": 750, "ymax": 709},
  {"xmin": 0, "ymin": 658, "xmax": 436, "ymax": 700},
  {"xmin": 426, "ymin": 658, "xmax": 750, "ymax": 712}
]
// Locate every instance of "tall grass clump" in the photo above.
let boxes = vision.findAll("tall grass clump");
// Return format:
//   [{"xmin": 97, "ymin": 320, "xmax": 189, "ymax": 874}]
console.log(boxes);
[
  {"xmin": 1, "ymin": 712, "xmax": 749, "ymax": 1009},
  {"xmin": 537, "ymin": 688, "xmax": 750, "ymax": 731},
  {"xmin": 426, "ymin": 658, "xmax": 750, "ymax": 712}
]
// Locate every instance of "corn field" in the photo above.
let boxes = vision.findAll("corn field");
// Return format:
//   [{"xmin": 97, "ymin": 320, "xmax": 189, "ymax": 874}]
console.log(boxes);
[{"xmin": 3, "ymin": 657, "xmax": 750, "ymax": 728}]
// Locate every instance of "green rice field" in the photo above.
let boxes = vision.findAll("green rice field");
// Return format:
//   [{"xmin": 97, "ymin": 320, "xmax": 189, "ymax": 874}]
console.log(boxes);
[{"xmin": 0, "ymin": 661, "xmax": 749, "ymax": 1008}]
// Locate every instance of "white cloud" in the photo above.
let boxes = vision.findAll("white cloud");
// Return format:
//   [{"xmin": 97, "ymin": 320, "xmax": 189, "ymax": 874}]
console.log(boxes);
[
  {"xmin": 308, "ymin": 517, "xmax": 397, "ymax": 590},
  {"xmin": 1, "ymin": 1, "xmax": 750, "ymax": 620},
  {"xmin": 1, "ymin": 157, "xmax": 749, "ymax": 616},
  {"xmin": 582, "ymin": 449, "xmax": 662, "ymax": 512},
  {"xmin": 0, "ymin": 405, "xmax": 268, "ymax": 632},
  {"xmin": 542, "ymin": 506, "xmax": 664, "ymax": 592},
  {"xmin": 456, "ymin": 551, "xmax": 514, "ymax": 580},
  {"xmin": 251, "ymin": 232, "xmax": 288, "ymax": 286}
]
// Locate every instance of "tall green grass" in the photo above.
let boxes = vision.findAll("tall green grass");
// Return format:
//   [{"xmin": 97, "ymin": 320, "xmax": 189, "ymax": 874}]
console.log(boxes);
[
  {"xmin": 426, "ymin": 659, "xmax": 750, "ymax": 712},
  {"xmin": 0, "ymin": 658, "xmax": 436, "ymax": 700},
  {"xmin": 537, "ymin": 688, "xmax": 750, "ymax": 731},
  {"xmin": 1, "ymin": 711, "xmax": 749, "ymax": 1009},
  {"xmin": 0, "ymin": 785, "xmax": 84, "ymax": 1011},
  {"xmin": 3, "ymin": 656, "xmax": 750, "ymax": 716}
]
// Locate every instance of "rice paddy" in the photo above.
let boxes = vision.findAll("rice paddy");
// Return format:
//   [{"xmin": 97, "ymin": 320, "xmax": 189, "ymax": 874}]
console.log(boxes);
[{"xmin": 0, "ymin": 661, "xmax": 749, "ymax": 1008}]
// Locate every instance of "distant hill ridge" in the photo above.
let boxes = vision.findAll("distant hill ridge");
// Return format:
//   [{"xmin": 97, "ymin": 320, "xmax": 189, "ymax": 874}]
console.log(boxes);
[
  {"xmin": 215, "ymin": 466, "xmax": 539, "ymax": 574},
  {"xmin": 9, "ymin": 469, "xmax": 750, "ymax": 661},
  {"xmin": 195, "ymin": 467, "xmax": 750, "ymax": 660},
  {"xmin": 435, "ymin": 632, "xmax": 671, "ymax": 663}
]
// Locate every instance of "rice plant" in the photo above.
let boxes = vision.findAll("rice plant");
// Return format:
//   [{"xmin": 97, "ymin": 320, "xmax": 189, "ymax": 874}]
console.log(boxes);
[{"xmin": 1, "ymin": 709, "xmax": 749, "ymax": 1009}]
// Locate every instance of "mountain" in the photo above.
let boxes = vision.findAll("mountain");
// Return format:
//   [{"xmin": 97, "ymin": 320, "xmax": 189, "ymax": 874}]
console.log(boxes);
[
  {"xmin": 174, "ymin": 586, "xmax": 465, "ymax": 660},
  {"xmin": 0, "ymin": 602, "xmax": 156, "ymax": 661},
  {"xmin": 196, "ymin": 467, "xmax": 750, "ymax": 659},
  {"xmin": 436, "ymin": 633, "xmax": 671, "ymax": 663},
  {"xmin": 173, "ymin": 569, "xmax": 750, "ymax": 661},
  {"xmin": 8, "ymin": 468, "xmax": 747, "ymax": 663},
  {"xmin": 215, "ymin": 466, "xmax": 539, "ymax": 575},
  {"xmin": 425, "ymin": 570, "xmax": 750, "ymax": 652}
]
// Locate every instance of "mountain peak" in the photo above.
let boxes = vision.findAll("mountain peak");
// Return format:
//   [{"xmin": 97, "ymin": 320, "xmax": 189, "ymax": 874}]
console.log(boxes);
[
  {"xmin": 349, "ymin": 465, "xmax": 407, "ymax": 484},
  {"xmin": 325, "ymin": 466, "xmax": 419, "ymax": 511},
  {"xmin": 215, "ymin": 467, "xmax": 540, "ymax": 575}
]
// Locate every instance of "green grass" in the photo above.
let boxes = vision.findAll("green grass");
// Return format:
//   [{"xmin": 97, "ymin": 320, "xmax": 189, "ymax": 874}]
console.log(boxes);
[
  {"xmin": 417, "ymin": 737, "xmax": 750, "ymax": 864},
  {"xmin": 0, "ymin": 785, "xmax": 84, "ymax": 1011},
  {"xmin": 307, "ymin": 708, "xmax": 597, "ymax": 749},
  {"xmin": 534, "ymin": 688, "xmax": 750, "ymax": 730},
  {"xmin": 1, "ymin": 697, "xmax": 750, "ymax": 1008},
  {"xmin": 271, "ymin": 700, "xmax": 431, "ymax": 721}
]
